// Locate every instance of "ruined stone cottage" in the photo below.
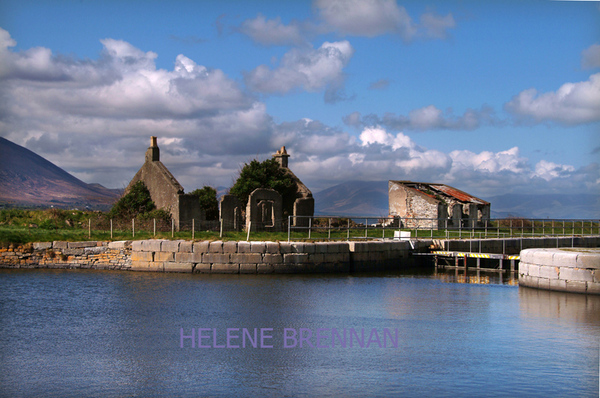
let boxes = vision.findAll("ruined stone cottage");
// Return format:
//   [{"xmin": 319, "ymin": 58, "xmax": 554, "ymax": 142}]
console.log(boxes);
[
  {"xmin": 388, "ymin": 180, "xmax": 490, "ymax": 229},
  {"xmin": 125, "ymin": 137, "xmax": 203, "ymax": 230},
  {"xmin": 220, "ymin": 146, "xmax": 314, "ymax": 231}
]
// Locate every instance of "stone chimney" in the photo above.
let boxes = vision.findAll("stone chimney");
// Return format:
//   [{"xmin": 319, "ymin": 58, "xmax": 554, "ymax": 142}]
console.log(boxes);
[
  {"xmin": 272, "ymin": 146, "xmax": 290, "ymax": 168},
  {"xmin": 145, "ymin": 136, "xmax": 160, "ymax": 162}
]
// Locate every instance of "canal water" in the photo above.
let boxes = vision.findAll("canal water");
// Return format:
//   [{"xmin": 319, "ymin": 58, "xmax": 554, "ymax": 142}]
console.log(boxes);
[{"xmin": 0, "ymin": 268, "xmax": 598, "ymax": 397}]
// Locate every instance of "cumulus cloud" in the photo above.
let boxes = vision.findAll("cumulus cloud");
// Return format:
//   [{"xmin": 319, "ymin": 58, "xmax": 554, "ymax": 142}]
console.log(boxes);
[
  {"xmin": 356, "ymin": 104, "xmax": 499, "ymax": 131},
  {"xmin": 420, "ymin": 10, "xmax": 456, "ymax": 40},
  {"xmin": 582, "ymin": 44, "xmax": 600, "ymax": 69},
  {"xmin": 236, "ymin": 0, "xmax": 455, "ymax": 45},
  {"xmin": 0, "ymin": 28, "xmax": 273, "ymax": 189},
  {"xmin": 314, "ymin": 0, "xmax": 416, "ymax": 40},
  {"xmin": 504, "ymin": 73, "xmax": 600, "ymax": 125},
  {"xmin": 244, "ymin": 40, "xmax": 354, "ymax": 101},
  {"xmin": 238, "ymin": 14, "xmax": 308, "ymax": 46},
  {"xmin": 1, "ymin": 27, "xmax": 596, "ymax": 199}
]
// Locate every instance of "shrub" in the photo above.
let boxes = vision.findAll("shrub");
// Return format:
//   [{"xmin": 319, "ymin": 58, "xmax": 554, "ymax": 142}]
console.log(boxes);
[
  {"xmin": 188, "ymin": 187, "xmax": 219, "ymax": 221},
  {"xmin": 230, "ymin": 158, "xmax": 298, "ymax": 216},
  {"xmin": 109, "ymin": 181, "xmax": 157, "ymax": 220}
]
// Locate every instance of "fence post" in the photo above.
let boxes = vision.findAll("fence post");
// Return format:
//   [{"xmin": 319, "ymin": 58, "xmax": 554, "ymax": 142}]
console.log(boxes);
[
  {"xmin": 192, "ymin": 219, "xmax": 195, "ymax": 240},
  {"xmin": 329, "ymin": 218, "xmax": 332, "ymax": 240},
  {"xmin": 172, "ymin": 219, "xmax": 174, "ymax": 238},
  {"xmin": 220, "ymin": 218, "xmax": 224, "ymax": 239},
  {"xmin": 246, "ymin": 222, "xmax": 251, "ymax": 241},
  {"xmin": 308, "ymin": 217, "xmax": 312, "ymax": 240},
  {"xmin": 365, "ymin": 218, "xmax": 368, "ymax": 239},
  {"xmin": 288, "ymin": 216, "xmax": 291, "ymax": 242},
  {"xmin": 88, "ymin": 218, "xmax": 91, "ymax": 239},
  {"xmin": 154, "ymin": 218, "xmax": 156, "ymax": 237},
  {"xmin": 510, "ymin": 219, "xmax": 513, "ymax": 237},
  {"xmin": 347, "ymin": 219, "xmax": 350, "ymax": 240},
  {"xmin": 132, "ymin": 219, "xmax": 135, "ymax": 238},
  {"xmin": 485, "ymin": 219, "xmax": 488, "ymax": 239},
  {"xmin": 110, "ymin": 219, "xmax": 113, "ymax": 240}
]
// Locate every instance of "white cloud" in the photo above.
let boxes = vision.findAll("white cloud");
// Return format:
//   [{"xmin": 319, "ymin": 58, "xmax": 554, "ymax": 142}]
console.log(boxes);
[
  {"xmin": 504, "ymin": 73, "xmax": 600, "ymax": 125},
  {"xmin": 356, "ymin": 104, "xmax": 498, "ymax": 131},
  {"xmin": 534, "ymin": 160, "xmax": 576, "ymax": 181},
  {"xmin": 238, "ymin": 14, "xmax": 307, "ymax": 46},
  {"xmin": 244, "ymin": 40, "xmax": 354, "ymax": 99},
  {"xmin": 314, "ymin": 0, "xmax": 416, "ymax": 40},
  {"xmin": 582, "ymin": 44, "xmax": 600, "ymax": 69},
  {"xmin": 420, "ymin": 10, "xmax": 456, "ymax": 39}
]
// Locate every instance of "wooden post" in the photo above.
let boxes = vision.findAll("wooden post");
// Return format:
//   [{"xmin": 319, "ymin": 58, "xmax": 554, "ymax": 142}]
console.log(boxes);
[
  {"xmin": 192, "ymin": 219, "xmax": 195, "ymax": 240},
  {"xmin": 329, "ymin": 218, "xmax": 332, "ymax": 240},
  {"xmin": 132, "ymin": 218, "xmax": 135, "ymax": 238},
  {"xmin": 246, "ymin": 222, "xmax": 251, "ymax": 241},
  {"xmin": 110, "ymin": 219, "xmax": 113, "ymax": 240},
  {"xmin": 308, "ymin": 217, "xmax": 312, "ymax": 240},
  {"xmin": 220, "ymin": 219, "xmax": 224, "ymax": 239},
  {"xmin": 347, "ymin": 219, "xmax": 350, "ymax": 240},
  {"xmin": 153, "ymin": 218, "xmax": 156, "ymax": 237},
  {"xmin": 172, "ymin": 219, "xmax": 174, "ymax": 238},
  {"xmin": 88, "ymin": 218, "xmax": 91, "ymax": 239}
]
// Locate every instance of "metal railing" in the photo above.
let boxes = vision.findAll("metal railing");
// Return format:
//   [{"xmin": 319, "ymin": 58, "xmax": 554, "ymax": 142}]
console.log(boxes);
[{"xmin": 286, "ymin": 216, "xmax": 600, "ymax": 242}]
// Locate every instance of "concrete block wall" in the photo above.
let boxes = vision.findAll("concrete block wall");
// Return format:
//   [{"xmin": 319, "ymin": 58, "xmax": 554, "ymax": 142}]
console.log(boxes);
[
  {"xmin": 130, "ymin": 239, "xmax": 419, "ymax": 274},
  {"xmin": 518, "ymin": 248, "xmax": 600, "ymax": 295},
  {"xmin": 0, "ymin": 241, "xmax": 132, "ymax": 270},
  {"xmin": 438, "ymin": 236, "xmax": 600, "ymax": 255}
]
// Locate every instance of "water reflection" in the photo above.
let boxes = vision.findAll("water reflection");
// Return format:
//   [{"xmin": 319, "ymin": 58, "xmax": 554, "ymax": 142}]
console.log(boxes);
[
  {"xmin": 433, "ymin": 268, "xmax": 519, "ymax": 286},
  {"xmin": 519, "ymin": 286, "xmax": 600, "ymax": 325},
  {"xmin": 0, "ymin": 268, "xmax": 598, "ymax": 397}
]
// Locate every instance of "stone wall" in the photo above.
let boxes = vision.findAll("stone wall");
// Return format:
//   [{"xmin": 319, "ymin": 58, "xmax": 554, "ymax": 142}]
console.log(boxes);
[
  {"xmin": 130, "ymin": 239, "xmax": 428, "ymax": 273},
  {"xmin": 435, "ymin": 236, "xmax": 600, "ymax": 255},
  {"xmin": 0, "ymin": 241, "xmax": 131, "ymax": 270},
  {"xmin": 518, "ymin": 248, "xmax": 600, "ymax": 295}
]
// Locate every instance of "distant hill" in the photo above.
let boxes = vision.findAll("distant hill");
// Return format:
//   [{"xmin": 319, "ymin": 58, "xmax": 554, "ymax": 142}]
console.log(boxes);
[
  {"xmin": 0, "ymin": 137, "xmax": 121, "ymax": 209},
  {"xmin": 486, "ymin": 193, "xmax": 600, "ymax": 219},
  {"xmin": 314, "ymin": 180, "xmax": 389, "ymax": 217},
  {"xmin": 314, "ymin": 180, "xmax": 599, "ymax": 219}
]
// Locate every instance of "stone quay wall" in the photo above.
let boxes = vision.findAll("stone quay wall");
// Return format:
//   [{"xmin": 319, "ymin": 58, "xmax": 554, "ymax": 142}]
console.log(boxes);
[
  {"xmin": 0, "ymin": 239, "xmax": 431, "ymax": 273},
  {"xmin": 435, "ymin": 236, "xmax": 600, "ymax": 255},
  {"xmin": 518, "ymin": 248, "xmax": 600, "ymax": 295},
  {"xmin": 131, "ymin": 239, "xmax": 431, "ymax": 273},
  {"xmin": 0, "ymin": 241, "xmax": 132, "ymax": 270}
]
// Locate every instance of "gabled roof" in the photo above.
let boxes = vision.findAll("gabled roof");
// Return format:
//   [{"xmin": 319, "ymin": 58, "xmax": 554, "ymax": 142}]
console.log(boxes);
[{"xmin": 390, "ymin": 180, "xmax": 489, "ymax": 205}]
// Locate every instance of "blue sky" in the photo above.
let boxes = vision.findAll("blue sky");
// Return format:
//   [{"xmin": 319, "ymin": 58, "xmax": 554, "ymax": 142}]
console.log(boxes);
[{"xmin": 0, "ymin": 0, "xmax": 598, "ymax": 199}]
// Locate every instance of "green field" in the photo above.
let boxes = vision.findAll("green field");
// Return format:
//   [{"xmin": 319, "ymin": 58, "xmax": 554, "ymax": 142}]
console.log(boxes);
[{"xmin": 0, "ymin": 209, "xmax": 597, "ymax": 246}]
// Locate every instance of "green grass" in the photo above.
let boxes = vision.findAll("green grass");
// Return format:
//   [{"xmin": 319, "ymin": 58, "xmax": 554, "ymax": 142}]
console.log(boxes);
[{"xmin": 0, "ymin": 209, "xmax": 597, "ymax": 246}]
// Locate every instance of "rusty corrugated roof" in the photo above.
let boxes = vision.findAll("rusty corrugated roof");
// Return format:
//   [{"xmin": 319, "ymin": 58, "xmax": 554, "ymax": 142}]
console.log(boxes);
[{"xmin": 430, "ymin": 184, "xmax": 489, "ymax": 205}]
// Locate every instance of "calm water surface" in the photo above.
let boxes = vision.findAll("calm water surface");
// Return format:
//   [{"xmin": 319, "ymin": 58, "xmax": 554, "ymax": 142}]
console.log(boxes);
[{"xmin": 0, "ymin": 268, "xmax": 598, "ymax": 397}]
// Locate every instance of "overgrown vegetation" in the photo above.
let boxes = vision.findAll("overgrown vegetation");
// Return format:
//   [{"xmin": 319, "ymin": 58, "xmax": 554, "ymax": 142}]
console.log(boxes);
[
  {"xmin": 189, "ymin": 186, "xmax": 219, "ymax": 221},
  {"xmin": 229, "ymin": 158, "xmax": 298, "ymax": 216},
  {"xmin": 108, "ymin": 181, "xmax": 171, "ymax": 223}
]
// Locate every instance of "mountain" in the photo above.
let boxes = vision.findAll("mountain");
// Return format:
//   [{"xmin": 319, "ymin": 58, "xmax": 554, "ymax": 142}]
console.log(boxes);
[
  {"xmin": 486, "ymin": 193, "xmax": 600, "ymax": 219},
  {"xmin": 314, "ymin": 180, "xmax": 389, "ymax": 217},
  {"xmin": 0, "ymin": 137, "xmax": 121, "ymax": 209},
  {"xmin": 314, "ymin": 180, "xmax": 599, "ymax": 219}
]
